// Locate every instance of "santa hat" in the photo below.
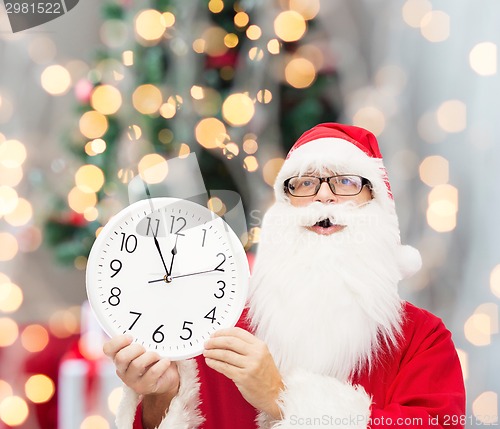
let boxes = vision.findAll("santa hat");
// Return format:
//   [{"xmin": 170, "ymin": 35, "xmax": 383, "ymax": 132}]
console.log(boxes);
[{"xmin": 273, "ymin": 122, "xmax": 422, "ymax": 279}]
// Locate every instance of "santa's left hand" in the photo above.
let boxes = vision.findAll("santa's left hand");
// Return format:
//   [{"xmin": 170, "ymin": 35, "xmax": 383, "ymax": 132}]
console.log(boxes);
[{"xmin": 204, "ymin": 327, "xmax": 283, "ymax": 420}]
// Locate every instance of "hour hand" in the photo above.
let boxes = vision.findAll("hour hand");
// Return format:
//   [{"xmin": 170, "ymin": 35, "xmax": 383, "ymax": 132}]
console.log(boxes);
[
  {"xmin": 153, "ymin": 235, "xmax": 170, "ymax": 277},
  {"xmin": 168, "ymin": 235, "xmax": 179, "ymax": 276}
]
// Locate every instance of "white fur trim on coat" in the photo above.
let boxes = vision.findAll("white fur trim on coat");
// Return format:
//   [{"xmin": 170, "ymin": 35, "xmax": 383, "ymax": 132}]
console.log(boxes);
[
  {"xmin": 257, "ymin": 369, "xmax": 371, "ymax": 429},
  {"xmin": 115, "ymin": 359, "xmax": 204, "ymax": 429}
]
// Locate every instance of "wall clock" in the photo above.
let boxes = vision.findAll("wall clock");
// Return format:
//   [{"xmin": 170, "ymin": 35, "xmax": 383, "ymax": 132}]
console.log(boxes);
[{"xmin": 86, "ymin": 197, "xmax": 249, "ymax": 360}]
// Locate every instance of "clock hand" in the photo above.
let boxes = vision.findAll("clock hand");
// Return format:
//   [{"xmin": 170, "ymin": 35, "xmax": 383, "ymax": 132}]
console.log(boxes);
[
  {"xmin": 168, "ymin": 235, "xmax": 178, "ymax": 276},
  {"xmin": 171, "ymin": 267, "xmax": 224, "ymax": 279},
  {"xmin": 147, "ymin": 267, "xmax": 224, "ymax": 283},
  {"xmin": 153, "ymin": 235, "xmax": 171, "ymax": 279}
]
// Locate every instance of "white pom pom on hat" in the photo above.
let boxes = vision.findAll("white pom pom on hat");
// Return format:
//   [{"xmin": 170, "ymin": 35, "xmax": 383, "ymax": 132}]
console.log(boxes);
[{"xmin": 274, "ymin": 122, "xmax": 422, "ymax": 279}]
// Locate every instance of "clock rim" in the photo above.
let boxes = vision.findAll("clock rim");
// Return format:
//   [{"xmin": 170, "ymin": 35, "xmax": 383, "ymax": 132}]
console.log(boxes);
[{"xmin": 85, "ymin": 196, "xmax": 250, "ymax": 360}]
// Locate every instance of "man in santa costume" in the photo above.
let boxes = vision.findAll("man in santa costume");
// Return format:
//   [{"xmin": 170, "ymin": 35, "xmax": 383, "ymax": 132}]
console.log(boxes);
[{"xmin": 104, "ymin": 123, "xmax": 466, "ymax": 429}]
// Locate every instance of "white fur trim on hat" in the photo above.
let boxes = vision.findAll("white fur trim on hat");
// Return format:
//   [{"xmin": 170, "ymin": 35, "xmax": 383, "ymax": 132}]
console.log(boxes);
[
  {"xmin": 274, "ymin": 138, "xmax": 392, "ymax": 210},
  {"xmin": 115, "ymin": 359, "xmax": 204, "ymax": 429},
  {"xmin": 397, "ymin": 245, "xmax": 422, "ymax": 279},
  {"xmin": 257, "ymin": 368, "xmax": 371, "ymax": 428}
]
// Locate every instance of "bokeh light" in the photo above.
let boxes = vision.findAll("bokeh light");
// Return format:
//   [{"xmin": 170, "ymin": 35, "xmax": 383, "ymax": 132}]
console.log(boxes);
[
  {"xmin": 263, "ymin": 158, "xmax": 285, "ymax": 186},
  {"xmin": 208, "ymin": 0, "xmax": 224, "ymax": 14},
  {"xmin": 25, "ymin": 374, "xmax": 55, "ymax": 404},
  {"xmin": 284, "ymin": 58, "xmax": 316, "ymax": 89},
  {"xmin": 0, "ymin": 380, "xmax": 12, "ymax": 401},
  {"xmin": 426, "ymin": 184, "xmax": 458, "ymax": 232},
  {"xmin": 243, "ymin": 156, "xmax": 258, "ymax": 172},
  {"xmin": 79, "ymin": 111, "xmax": 109, "ymax": 139},
  {"xmin": 489, "ymin": 265, "xmax": 500, "ymax": 298},
  {"xmin": 161, "ymin": 12, "xmax": 175, "ymax": 28},
  {"xmin": 0, "ymin": 139, "xmax": 27, "ymax": 168},
  {"xmin": 21, "ymin": 324, "xmax": 49, "ymax": 353},
  {"xmin": 352, "ymin": 106, "xmax": 386, "ymax": 136},
  {"xmin": 0, "ymin": 233, "xmax": 18, "ymax": 261},
  {"xmin": 201, "ymin": 26, "xmax": 228, "ymax": 57},
  {"xmin": 178, "ymin": 143, "xmax": 191, "ymax": 158},
  {"xmin": 248, "ymin": 47, "xmax": 264, "ymax": 62},
  {"xmin": 224, "ymin": 33, "xmax": 238, "ymax": 48},
  {"xmin": 4, "ymin": 198, "xmax": 33, "ymax": 226},
  {"xmin": 75, "ymin": 165, "xmax": 105, "ymax": 193},
  {"xmin": 80, "ymin": 415, "xmax": 109, "ymax": 429},
  {"xmin": 243, "ymin": 136, "xmax": 258, "ymax": 154},
  {"xmin": 195, "ymin": 118, "xmax": 227, "ymax": 149},
  {"xmin": 0, "ymin": 396, "xmax": 28, "ymax": 426},
  {"xmin": 436, "ymin": 100, "xmax": 467, "ymax": 133},
  {"xmin": 41, "ymin": 65, "xmax": 72, "ymax": 95},
  {"xmin": 0, "ymin": 317, "xmax": 19, "ymax": 347},
  {"xmin": 420, "ymin": 11, "xmax": 450, "ymax": 43},
  {"xmin": 0, "ymin": 165, "xmax": 23, "ymax": 187},
  {"xmin": 472, "ymin": 391, "xmax": 498, "ymax": 424},
  {"xmin": 91, "ymin": 85, "xmax": 123, "ymax": 115},
  {"xmin": 0, "ymin": 186, "xmax": 18, "ymax": 215},
  {"xmin": 0, "ymin": 282, "xmax": 23, "ymax": 313},
  {"xmin": 132, "ymin": 84, "xmax": 163, "ymax": 115},
  {"xmin": 401, "ymin": 0, "xmax": 432, "ymax": 28},
  {"xmin": 127, "ymin": 124, "xmax": 142, "ymax": 141},
  {"xmin": 208, "ymin": 197, "xmax": 226, "ymax": 216},
  {"xmin": 267, "ymin": 39, "xmax": 281, "ymax": 55},
  {"xmin": 138, "ymin": 154, "xmax": 168, "ymax": 184},
  {"xmin": 419, "ymin": 155, "xmax": 449, "ymax": 187},
  {"xmin": 85, "ymin": 138, "xmax": 107, "ymax": 156},
  {"xmin": 108, "ymin": 387, "xmax": 123, "ymax": 415},
  {"xmin": 122, "ymin": 50, "xmax": 134, "ymax": 66},
  {"xmin": 469, "ymin": 42, "xmax": 497, "ymax": 76},
  {"xmin": 67, "ymin": 187, "xmax": 97, "ymax": 214},
  {"xmin": 49, "ymin": 309, "xmax": 80, "ymax": 338},
  {"xmin": 246, "ymin": 25, "xmax": 262, "ymax": 41},
  {"xmin": 289, "ymin": 0, "xmax": 320, "ymax": 20},
  {"xmin": 234, "ymin": 11, "xmax": 249, "ymax": 28},
  {"xmin": 256, "ymin": 89, "xmax": 272, "ymax": 104},
  {"xmin": 223, "ymin": 142, "xmax": 239, "ymax": 159},
  {"xmin": 222, "ymin": 93, "xmax": 255, "ymax": 126},
  {"xmin": 135, "ymin": 9, "xmax": 165, "ymax": 42},
  {"xmin": 274, "ymin": 11, "xmax": 307, "ymax": 42},
  {"xmin": 464, "ymin": 313, "xmax": 491, "ymax": 346}
]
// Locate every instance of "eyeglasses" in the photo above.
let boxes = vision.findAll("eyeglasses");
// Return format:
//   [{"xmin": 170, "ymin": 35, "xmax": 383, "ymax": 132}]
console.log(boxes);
[{"xmin": 284, "ymin": 175, "xmax": 372, "ymax": 197}]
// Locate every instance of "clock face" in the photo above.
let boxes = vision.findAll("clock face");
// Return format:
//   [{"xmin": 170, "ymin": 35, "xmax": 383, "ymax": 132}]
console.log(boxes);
[{"xmin": 86, "ymin": 197, "xmax": 249, "ymax": 360}]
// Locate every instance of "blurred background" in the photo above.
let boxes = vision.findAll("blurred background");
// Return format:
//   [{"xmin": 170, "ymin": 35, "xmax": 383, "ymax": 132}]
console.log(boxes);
[{"xmin": 0, "ymin": 0, "xmax": 499, "ymax": 427}]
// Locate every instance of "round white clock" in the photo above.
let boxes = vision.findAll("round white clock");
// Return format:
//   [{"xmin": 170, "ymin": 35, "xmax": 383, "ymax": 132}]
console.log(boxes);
[{"xmin": 86, "ymin": 197, "xmax": 249, "ymax": 360}]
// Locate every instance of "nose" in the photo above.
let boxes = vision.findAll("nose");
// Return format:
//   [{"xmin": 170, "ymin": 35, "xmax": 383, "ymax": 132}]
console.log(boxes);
[{"xmin": 314, "ymin": 181, "xmax": 338, "ymax": 204}]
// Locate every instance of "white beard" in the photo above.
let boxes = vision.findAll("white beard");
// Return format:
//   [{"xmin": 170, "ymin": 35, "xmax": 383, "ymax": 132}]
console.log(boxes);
[{"xmin": 248, "ymin": 200, "xmax": 403, "ymax": 381}]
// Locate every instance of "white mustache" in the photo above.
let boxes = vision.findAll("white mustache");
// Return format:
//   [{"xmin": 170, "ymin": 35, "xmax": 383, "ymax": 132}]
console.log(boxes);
[{"xmin": 289, "ymin": 201, "xmax": 366, "ymax": 227}]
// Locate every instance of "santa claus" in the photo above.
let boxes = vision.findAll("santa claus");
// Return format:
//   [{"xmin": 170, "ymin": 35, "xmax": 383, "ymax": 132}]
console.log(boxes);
[{"xmin": 105, "ymin": 123, "xmax": 466, "ymax": 429}]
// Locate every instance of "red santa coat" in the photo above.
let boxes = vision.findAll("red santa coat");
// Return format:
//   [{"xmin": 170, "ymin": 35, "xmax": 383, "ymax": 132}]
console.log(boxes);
[{"xmin": 125, "ymin": 302, "xmax": 465, "ymax": 429}]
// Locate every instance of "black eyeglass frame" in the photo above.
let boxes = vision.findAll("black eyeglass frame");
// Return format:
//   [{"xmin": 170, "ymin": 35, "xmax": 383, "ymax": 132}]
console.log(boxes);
[{"xmin": 283, "ymin": 174, "xmax": 373, "ymax": 197}]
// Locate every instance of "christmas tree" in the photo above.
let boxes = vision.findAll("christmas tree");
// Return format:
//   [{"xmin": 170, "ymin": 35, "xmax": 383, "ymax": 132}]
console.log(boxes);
[{"xmin": 43, "ymin": 0, "xmax": 341, "ymax": 267}]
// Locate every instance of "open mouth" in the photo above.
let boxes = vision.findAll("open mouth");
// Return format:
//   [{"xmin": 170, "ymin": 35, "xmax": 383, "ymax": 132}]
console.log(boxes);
[
  {"xmin": 315, "ymin": 218, "xmax": 333, "ymax": 228},
  {"xmin": 308, "ymin": 218, "xmax": 345, "ymax": 235}
]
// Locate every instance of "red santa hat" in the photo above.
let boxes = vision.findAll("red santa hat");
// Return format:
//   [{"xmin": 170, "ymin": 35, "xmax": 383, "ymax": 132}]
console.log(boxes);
[{"xmin": 273, "ymin": 122, "xmax": 422, "ymax": 278}]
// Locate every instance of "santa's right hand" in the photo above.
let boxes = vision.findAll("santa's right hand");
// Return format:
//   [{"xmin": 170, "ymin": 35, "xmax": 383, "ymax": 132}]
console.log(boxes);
[{"xmin": 103, "ymin": 335, "xmax": 180, "ymax": 397}]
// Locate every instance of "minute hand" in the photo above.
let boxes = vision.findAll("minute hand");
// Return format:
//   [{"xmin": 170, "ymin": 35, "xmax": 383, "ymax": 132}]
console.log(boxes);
[{"xmin": 172, "ymin": 267, "xmax": 224, "ymax": 279}]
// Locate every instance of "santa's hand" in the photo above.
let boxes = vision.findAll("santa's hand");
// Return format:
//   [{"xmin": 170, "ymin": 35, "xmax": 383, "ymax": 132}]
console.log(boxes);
[
  {"xmin": 203, "ymin": 327, "xmax": 283, "ymax": 419},
  {"xmin": 103, "ymin": 335, "xmax": 180, "ymax": 398}
]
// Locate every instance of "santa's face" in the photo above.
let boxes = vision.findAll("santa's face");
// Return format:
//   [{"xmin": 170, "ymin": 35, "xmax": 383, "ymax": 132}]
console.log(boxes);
[
  {"xmin": 248, "ymin": 181, "xmax": 403, "ymax": 380},
  {"xmin": 285, "ymin": 171, "xmax": 373, "ymax": 235}
]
